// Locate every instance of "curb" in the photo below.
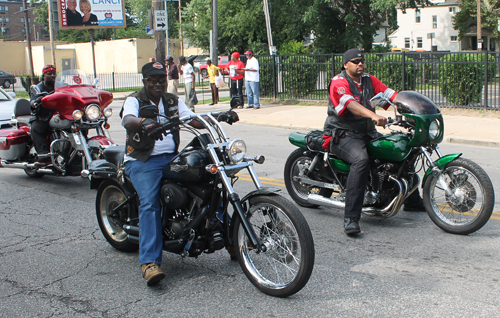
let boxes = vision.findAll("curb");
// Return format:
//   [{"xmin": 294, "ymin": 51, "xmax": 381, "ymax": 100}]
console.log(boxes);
[{"xmin": 446, "ymin": 137, "xmax": 500, "ymax": 148}]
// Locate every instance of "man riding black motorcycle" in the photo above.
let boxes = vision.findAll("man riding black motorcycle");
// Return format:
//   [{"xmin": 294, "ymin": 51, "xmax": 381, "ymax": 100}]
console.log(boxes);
[
  {"xmin": 30, "ymin": 64, "xmax": 57, "ymax": 163},
  {"xmin": 322, "ymin": 49, "xmax": 424, "ymax": 235},
  {"xmin": 121, "ymin": 61, "xmax": 238, "ymax": 286}
]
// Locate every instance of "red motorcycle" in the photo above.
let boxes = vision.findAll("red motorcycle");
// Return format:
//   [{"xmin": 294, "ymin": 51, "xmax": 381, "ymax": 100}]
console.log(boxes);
[{"xmin": 0, "ymin": 69, "xmax": 116, "ymax": 178}]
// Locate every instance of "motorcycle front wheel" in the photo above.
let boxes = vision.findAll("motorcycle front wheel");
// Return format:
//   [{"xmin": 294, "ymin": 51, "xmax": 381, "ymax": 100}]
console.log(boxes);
[
  {"xmin": 232, "ymin": 194, "xmax": 314, "ymax": 297},
  {"xmin": 284, "ymin": 148, "xmax": 332, "ymax": 207},
  {"xmin": 423, "ymin": 158, "xmax": 494, "ymax": 235},
  {"xmin": 96, "ymin": 180, "xmax": 139, "ymax": 252}
]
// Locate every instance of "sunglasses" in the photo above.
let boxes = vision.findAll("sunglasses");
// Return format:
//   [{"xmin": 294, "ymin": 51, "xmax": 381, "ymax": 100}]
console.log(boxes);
[
  {"xmin": 144, "ymin": 77, "xmax": 167, "ymax": 84},
  {"xmin": 349, "ymin": 58, "xmax": 365, "ymax": 65}
]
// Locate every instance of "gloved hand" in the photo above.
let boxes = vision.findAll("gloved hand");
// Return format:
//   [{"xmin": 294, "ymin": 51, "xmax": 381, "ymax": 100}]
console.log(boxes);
[
  {"xmin": 31, "ymin": 96, "xmax": 43, "ymax": 108},
  {"xmin": 217, "ymin": 110, "xmax": 239, "ymax": 125},
  {"xmin": 140, "ymin": 118, "xmax": 163, "ymax": 140}
]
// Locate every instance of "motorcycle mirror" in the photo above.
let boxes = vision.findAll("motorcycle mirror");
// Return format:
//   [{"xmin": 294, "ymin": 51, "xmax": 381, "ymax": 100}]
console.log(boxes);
[
  {"xmin": 92, "ymin": 78, "xmax": 99, "ymax": 88},
  {"xmin": 30, "ymin": 85, "xmax": 41, "ymax": 96},
  {"xmin": 138, "ymin": 105, "xmax": 159, "ymax": 119},
  {"xmin": 369, "ymin": 93, "xmax": 387, "ymax": 108}
]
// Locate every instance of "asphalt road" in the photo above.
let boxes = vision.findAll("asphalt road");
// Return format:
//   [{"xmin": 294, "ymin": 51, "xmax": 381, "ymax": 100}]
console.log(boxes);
[{"xmin": 1, "ymin": 100, "xmax": 499, "ymax": 317}]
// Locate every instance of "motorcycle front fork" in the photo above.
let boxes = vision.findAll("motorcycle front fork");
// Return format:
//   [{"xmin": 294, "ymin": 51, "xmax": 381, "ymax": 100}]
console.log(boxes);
[{"xmin": 421, "ymin": 145, "xmax": 454, "ymax": 196}]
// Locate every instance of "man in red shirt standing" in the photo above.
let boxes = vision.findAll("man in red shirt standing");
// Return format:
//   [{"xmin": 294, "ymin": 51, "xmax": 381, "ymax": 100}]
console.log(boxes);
[
  {"xmin": 323, "ymin": 49, "xmax": 424, "ymax": 235},
  {"xmin": 226, "ymin": 52, "xmax": 245, "ymax": 108}
]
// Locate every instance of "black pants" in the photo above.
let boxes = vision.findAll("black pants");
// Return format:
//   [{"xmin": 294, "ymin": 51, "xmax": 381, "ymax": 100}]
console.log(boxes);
[
  {"xmin": 230, "ymin": 78, "xmax": 244, "ymax": 107},
  {"xmin": 30, "ymin": 119, "xmax": 50, "ymax": 155},
  {"xmin": 330, "ymin": 135, "xmax": 371, "ymax": 218}
]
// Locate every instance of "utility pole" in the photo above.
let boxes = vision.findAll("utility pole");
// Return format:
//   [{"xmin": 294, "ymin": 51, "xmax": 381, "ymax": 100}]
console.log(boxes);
[
  {"xmin": 48, "ymin": 0, "xmax": 56, "ymax": 65},
  {"xmin": 22, "ymin": 0, "xmax": 35, "ymax": 85},
  {"xmin": 477, "ymin": 0, "xmax": 482, "ymax": 51},
  {"xmin": 212, "ymin": 0, "xmax": 218, "ymax": 65},
  {"xmin": 263, "ymin": 0, "xmax": 274, "ymax": 55},
  {"xmin": 179, "ymin": 0, "xmax": 183, "ymax": 56},
  {"xmin": 153, "ymin": 0, "xmax": 166, "ymax": 63}
]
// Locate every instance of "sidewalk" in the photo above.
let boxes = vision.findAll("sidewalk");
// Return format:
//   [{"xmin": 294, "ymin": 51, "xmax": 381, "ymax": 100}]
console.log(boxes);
[{"xmin": 112, "ymin": 91, "xmax": 500, "ymax": 148}]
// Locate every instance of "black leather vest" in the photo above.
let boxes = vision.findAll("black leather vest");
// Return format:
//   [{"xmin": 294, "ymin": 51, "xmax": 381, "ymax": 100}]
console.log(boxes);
[
  {"xmin": 124, "ymin": 88, "xmax": 180, "ymax": 162},
  {"xmin": 323, "ymin": 71, "xmax": 377, "ymax": 138}
]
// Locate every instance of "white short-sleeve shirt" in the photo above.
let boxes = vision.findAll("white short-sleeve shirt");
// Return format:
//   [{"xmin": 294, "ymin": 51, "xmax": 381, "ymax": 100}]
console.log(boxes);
[
  {"xmin": 181, "ymin": 63, "xmax": 194, "ymax": 84},
  {"xmin": 245, "ymin": 57, "xmax": 259, "ymax": 82},
  {"xmin": 121, "ymin": 96, "xmax": 194, "ymax": 162}
]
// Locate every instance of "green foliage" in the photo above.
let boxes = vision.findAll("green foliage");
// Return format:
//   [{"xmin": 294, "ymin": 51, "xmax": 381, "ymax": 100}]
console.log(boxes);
[
  {"xmin": 379, "ymin": 54, "xmax": 416, "ymax": 91},
  {"xmin": 439, "ymin": 53, "xmax": 496, "ymax": 105},
  {"xmin": 453, "ymin": 0, "xmax": 500, "ymax": 46},
  {"xmin": 278, "ymin": 41, "xmax": 310, "ymax": 55},
  {"xmin": 20, "ymin": 75, "xmax": 41, "ymax": 92},
  {"xmin": 364, "ymin": 54, "xmax": 382, "ymax": 78},
  {"xmin": 258, "ymin": 56, "xmax": 276, "ymax": 98},
  {"xmin": 280, "ymin": 54, "xmax": 322, "ymax": 98}
]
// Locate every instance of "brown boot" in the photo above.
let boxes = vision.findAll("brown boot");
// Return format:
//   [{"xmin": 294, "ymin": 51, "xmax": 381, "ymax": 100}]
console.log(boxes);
[{"xmin": 141, "ymin": 263, "xmax": 165, "ymax": 286}]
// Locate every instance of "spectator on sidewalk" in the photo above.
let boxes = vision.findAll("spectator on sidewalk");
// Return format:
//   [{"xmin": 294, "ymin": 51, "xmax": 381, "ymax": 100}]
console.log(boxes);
[
  {"xmin": 179, "ymin": 56, "xmax": 196, "ymax": 111},
  {"xmin": 226, "ymin": 52, "xmax": 245, "ymax": 108},
  {"xmin": 244, "ymin": 50, "xmax": 260, "ymax": 109},
  {"xmin": 165, "ymin": 56, "xmax": 179, "ymax": 96},
  {"xmin": 202, "ymin": 59, "xmax": 220, "ymax": 105}
]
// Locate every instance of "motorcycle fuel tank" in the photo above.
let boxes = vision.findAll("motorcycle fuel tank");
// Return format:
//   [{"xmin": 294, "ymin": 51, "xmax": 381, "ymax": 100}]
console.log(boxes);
[
  {"xmin": 0, "ymin": 128, "xmax": 29, "ymax": 160},
  {"xmin": 163, "ymin": 148, "xmax": 211, "ymax": 183},
  {"xmin": 367, "ymin": 133, "xmax": 411, "ymax": 162}
]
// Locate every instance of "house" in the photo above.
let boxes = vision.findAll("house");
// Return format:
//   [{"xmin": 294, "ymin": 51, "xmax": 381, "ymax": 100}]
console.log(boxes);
[{"xmin": 389, "ymin": 0, "xmax": 494, "ymax": 52}]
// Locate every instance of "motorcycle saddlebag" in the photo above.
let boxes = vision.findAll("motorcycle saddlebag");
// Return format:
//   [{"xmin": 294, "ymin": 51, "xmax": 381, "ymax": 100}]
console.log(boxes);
[
  {"xmin": 0, "ymin": 128, "xmax": 29, "ymax": 160},
  {"xmin": 305, "ymin": 130, "xmax": 326, "ymax": 152}
]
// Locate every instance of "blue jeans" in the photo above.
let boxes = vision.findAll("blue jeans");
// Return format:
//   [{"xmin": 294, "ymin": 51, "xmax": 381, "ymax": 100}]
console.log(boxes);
[
  {"xmin": 246, "ymin": 80, "xmax": 260, "ymax": 107},
  {"xmin": 125, "ymin": 153, "xmax": 175, "ymax": 265}
]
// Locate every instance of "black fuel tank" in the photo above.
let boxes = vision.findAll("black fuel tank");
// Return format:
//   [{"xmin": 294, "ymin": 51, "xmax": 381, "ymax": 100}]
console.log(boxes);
[{"xmin": 163, "ymin": 148, "xmax": 212, "ymax": 183}]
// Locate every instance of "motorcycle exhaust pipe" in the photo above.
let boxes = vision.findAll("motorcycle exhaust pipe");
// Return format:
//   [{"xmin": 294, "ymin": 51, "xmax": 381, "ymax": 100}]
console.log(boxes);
[
  {"xmin": 0, "ymin": 160, "xmax": 54, "ymax": 174},
  {"xmin": 307, "ymin": 176, "xmax": 406, "ymax": 217},
  {"xmin": 123, "ymin": 224, "xmax": 139, "ymax": 236}
]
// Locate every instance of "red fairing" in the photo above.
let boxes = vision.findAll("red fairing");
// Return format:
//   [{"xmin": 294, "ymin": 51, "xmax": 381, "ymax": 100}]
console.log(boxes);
[
  {"xmin": 41, "ymin": 85, "xmax": 113, "ymax": 120},
  {"xmin": 88, "ymin": 135, "xmax": 115, "ymax": 146}
]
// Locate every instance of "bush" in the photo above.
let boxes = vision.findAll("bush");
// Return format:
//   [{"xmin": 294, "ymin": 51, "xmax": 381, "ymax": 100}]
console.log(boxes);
[
  {"xmin": 258, "ymin": 55, "xmax": 276, "ymax": 98},
  {"xmin": 379, "ymin": 54, "xmax": 417, "ymax": 91},
  {"xmin": 364, "ymin": 54, "xmax": 382, "ymax": 79},
  {"xmin": 280, "ymin": 55, "xmax": 320, "ymax": 98},
  {"xmin": 439, "ymin": 53, "xmax": 495, "ymax": 105},
  {"xmin": 20, "ymin": 74, "xmax": 41, "ymax": 92}
]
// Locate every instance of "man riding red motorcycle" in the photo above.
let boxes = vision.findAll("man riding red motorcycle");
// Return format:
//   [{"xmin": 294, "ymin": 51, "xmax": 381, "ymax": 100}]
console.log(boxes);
[{"xmin": 30, "ymin": 64, "xmax": 57, "ymax": 163}]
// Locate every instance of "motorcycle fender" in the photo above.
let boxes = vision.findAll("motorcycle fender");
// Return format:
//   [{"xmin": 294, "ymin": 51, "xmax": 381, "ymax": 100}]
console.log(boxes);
[
  {"xmin": 422, "ymin": 153, "xmax": 462, "ymax": 186},
  {"xmin": 289, "ymin": 132, "xmax": 308, "ymax": 150},
  {"xmin": 88, "ymin": 136, "xmax": 115, "ymax": 148}
]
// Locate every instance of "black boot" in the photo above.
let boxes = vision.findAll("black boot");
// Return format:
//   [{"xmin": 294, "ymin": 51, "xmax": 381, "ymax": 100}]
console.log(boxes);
[{"xmin": 344, "ymin": 218, "xmax": 360, "ymax": 235}]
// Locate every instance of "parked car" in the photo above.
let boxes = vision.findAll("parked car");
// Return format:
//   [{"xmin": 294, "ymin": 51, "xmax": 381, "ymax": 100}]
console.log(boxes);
[
  {"xmin": 0, "ymin": 88, "xmax": 18, "ymax": 127},
  {"xmin": 0, "ymin": 70, "xmax": 17, "ymax": 89},
  {"xmin": 198, "ymin": 56, "xmax": 230, "ymax": 78}
]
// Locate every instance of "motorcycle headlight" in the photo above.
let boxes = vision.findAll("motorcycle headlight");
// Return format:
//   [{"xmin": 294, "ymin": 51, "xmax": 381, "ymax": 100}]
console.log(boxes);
[
  {"xmin": 72, "ymin": 110, "xmax": 83, "ymax": 121},
  {"xmin": 85, "ymin": 104, "xmax": 101, "ymax": 121},
  {"xmin": 227, "ymin": 139, "xmax": 246, "ymax": 164},
  {"xmin": 103, "ymin": 107, "xmax": 113, "ymax": 118},
  {"xmin": 429, "ymin": 119, "xmax": 440, "ymax": 140}
]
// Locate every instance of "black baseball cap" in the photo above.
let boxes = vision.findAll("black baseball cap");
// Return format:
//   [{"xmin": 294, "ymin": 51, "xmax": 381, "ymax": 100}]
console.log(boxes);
[
  {"xmin": 342, "ymin": 49, "xmax": 363, "ymax": 70},
  {"xmin": 142, "ymin": 62, "xmax": 167, "ymax": 77},
  {"xmin": 165, "ymin": 56, "xmax": 174, "ymax": 62}
]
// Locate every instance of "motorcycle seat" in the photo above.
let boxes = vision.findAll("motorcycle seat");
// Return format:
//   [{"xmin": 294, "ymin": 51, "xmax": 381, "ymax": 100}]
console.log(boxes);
[{"xmin": 103, "ymin": 146, "xmax": 125, "ymax": 168}]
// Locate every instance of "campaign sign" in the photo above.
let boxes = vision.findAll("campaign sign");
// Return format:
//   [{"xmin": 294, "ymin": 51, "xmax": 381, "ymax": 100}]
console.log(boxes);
[{"xmin": 58, "ymin": 0, "xmax": 126, "ymax": 30}]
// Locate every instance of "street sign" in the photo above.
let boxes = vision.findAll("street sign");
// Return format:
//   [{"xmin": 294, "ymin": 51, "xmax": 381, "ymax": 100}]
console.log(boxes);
[
  {"xmin": 154, "ymin": 10, "xmax": 168, "ymax": 31},
  {"xmin": 146, "ymin": 26, "xmax": 154, "ymax": 35}
]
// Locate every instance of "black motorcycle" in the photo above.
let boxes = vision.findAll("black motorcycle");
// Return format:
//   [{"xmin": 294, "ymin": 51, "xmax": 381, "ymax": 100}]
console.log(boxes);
[{"xmin": 86, "ymin": 106, "xmax": 315, "ymax": 297}]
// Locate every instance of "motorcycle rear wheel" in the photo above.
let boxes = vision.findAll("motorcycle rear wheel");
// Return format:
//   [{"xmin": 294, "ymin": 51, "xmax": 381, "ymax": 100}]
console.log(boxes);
[
  {"xmin": 233, "ymin": 194, "xmax": 314, "ymax": 297},
  {"xmin": 423, "ymin": 158, "xmax": 494, "ymax": 235},
  {"xmin": 284, "ymin": 148, "xmax": 332, "ymax": 207},
  {"xmin": 96, "ymin": 180, "xmax": 139, "ymax": 252}
]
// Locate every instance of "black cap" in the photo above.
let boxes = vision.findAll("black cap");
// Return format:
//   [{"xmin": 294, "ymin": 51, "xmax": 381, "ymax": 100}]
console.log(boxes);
[
  {"xmin": 342, "ymin": 49, "xmax": 363, "ymax": 70},
  {"xmin": 141, "ymin": 62, "xmax": 167, "ymax": 77},
  {"xmin": 165, "ymin": 56, "xmax": 174, "ymax": 62},
  {"xmin": 179, "ymin": 56, "xmax": 187, "ymax": 63}
]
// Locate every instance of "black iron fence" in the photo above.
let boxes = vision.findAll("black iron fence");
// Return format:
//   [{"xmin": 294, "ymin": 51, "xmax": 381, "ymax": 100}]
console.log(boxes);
[
  {"xmin": 259, "ymin": 51, "xmax": 500, "ymax": 110},
  {"xmin": 5, "ymin": 52, "xmax": 499, "ymax": 110}
]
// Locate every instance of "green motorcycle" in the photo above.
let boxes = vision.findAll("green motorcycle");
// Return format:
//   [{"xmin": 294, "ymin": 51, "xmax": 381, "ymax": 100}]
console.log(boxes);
[{"xmin": 284, "ymin": 91, "xmax": 494, "ymax": 235}]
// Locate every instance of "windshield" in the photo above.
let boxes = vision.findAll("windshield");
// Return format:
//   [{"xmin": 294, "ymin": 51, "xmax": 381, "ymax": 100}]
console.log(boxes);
[
  {"xmin": 55, "ymin": 69, "xmax": 94, "ymax": 88},
  {"xmin": 395, "ymin": 91, "xmax": 440, "ymax": 115}
]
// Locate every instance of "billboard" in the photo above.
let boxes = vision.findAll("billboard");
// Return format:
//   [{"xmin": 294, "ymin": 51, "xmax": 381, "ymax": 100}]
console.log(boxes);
[{"xmin": 57, "ymin": 0, "xmax": 126, "ymax": 30}]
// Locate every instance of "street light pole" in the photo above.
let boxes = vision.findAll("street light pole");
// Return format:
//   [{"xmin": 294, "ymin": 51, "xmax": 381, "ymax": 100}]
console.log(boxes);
[
  {"xmin": 477, "ymin": 0, "xmax": 482, "ymax": 51},
  {"xmin": 22, "ymin": 0, "xmax": 35, "ymax": 85},
  {"xmin": 212, "ymin": 0, "xmax": 218, "ymax": 65}
]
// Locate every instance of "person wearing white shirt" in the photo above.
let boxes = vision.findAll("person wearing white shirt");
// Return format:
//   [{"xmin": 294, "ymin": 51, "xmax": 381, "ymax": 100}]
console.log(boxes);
[
  {"xmin": 179, "ymin": 56, "xmax": 196, "ymax": 111},
  {"xmin": 244, "ymin": 51, "xmax": 260, "ymax": 109}
]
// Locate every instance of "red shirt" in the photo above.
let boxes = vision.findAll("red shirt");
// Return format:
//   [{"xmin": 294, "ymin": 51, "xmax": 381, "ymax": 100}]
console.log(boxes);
[
  {"xmin": 227, "ymin": 60, "xmax": 245, "ymax": 80},
  {"xmin": 329, "ymin": 73, "xmax": 397, "ymax": 117}
]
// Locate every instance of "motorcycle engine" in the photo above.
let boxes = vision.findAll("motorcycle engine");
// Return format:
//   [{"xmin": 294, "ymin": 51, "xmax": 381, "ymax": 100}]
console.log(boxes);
[{"xmin": 161, "ymin": 183, "xmax": 188, "ymax": 209}]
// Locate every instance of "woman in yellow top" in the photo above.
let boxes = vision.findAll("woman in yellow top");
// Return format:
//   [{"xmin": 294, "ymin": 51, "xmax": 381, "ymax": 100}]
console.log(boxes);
[{"xmin": 203, "ymin": 59, "xmax": 221, "ymax": 105}]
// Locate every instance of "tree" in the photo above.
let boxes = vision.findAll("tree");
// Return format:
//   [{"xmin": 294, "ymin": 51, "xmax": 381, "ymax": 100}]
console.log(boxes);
[{"xmin": 453, "ymin": 0, "xmax": 500, "ymax": 51}]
